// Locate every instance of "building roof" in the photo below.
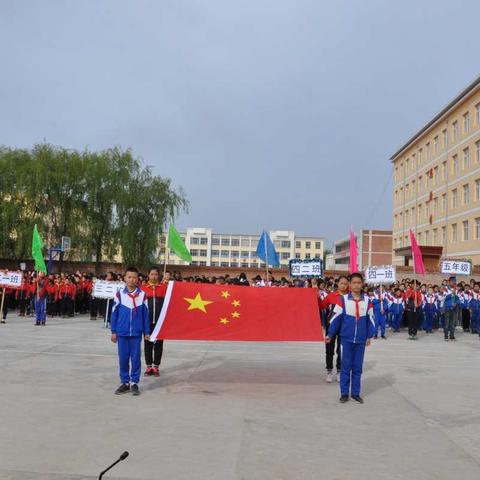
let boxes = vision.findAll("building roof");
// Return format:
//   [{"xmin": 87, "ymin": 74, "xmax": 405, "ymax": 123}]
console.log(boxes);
[{"xmin": 390, "ymin": 74, "xmax": 480, "ymax": 161}]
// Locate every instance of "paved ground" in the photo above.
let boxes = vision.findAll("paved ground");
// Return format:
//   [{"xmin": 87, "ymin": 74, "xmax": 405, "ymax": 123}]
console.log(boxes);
[{"xmin": 1, "ymin": 313, "xmax": 480, "ymax": 480}]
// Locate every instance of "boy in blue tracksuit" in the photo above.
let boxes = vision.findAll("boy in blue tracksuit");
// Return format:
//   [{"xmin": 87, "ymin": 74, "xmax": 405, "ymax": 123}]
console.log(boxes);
[
  {"xmin": 372, "ymin": 287, "xmax": 389, "ymax": 339},
  {"xmin": 471, "ymin": 284, "xmax": 480, "ymax": 334},
  {"xmin": 326, "ymin": 272, "xmax": 376, "ymax": 404},
  {"xmin": 110, "ymin": 267, "xmax": 150, "ymax": 396},
  {"xmin": 389, "ymin": 288, "xmax": 405, "ymax": 332}
]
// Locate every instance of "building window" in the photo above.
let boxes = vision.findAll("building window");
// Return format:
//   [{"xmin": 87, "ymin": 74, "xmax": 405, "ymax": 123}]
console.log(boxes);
[
  {"xmin": 211, "ymin": 250, "xmax": 219, "ymax": 257},
  {"xmin": 199, "ymin": 261, "xmax": 207, "ymax": 266},
  {"xmin": 463, "ymin": 111, "xmax": 470, "ymax": 133},
  {"xmin": 434, "ymin": 136, "xmax": 439, "ymax": 153},
  {"xmin": 433, "ymin": 197, "xmax": 438, "ymax": 215},
  {"xmin": 230, "ymin": 262, "xmax": 238, "ymax": 267},
  {"xmin": 476, "ymin": 141, "xmax": 480, "ymax": 163},
  {"xmin": 476, "ymin": 103, "xmax": 480, "ymax": 125},
  {"xmin": 190, "ymin": 249, "xmax": 198, "ymax": 256},
  {"xmin": 452, "ymin": 155, "xmax": 458, "ymax": 175},
  {"xmin": 295, "ymin": 240, "xmax": 301, "ymax": 248},
  {"xmin": 281, "ymin": 252, "xmax": 289, "ymax": 260},
  {"xmin": 463, "ymin": 147, "xmax": 470, "ymax": 169},
  {"xmin": 200, "ymin": 237, "xmax": 208, "ymax": 245},
  {"xmin": 452, "ymin": 223, "xmax": 458, "ymax": 242},
  {"xmin": 426, "ymin": 142, "xmax": 430, "ymax": 159},
  {"xmin": 463, "ymin": 184, "xmax": 470, "ymax": 204},
  {"xmin": 442, "ymin": 194, "xmax": 446, "ymax": 212},
  {"xmin": 305, "ymin": 253, "xmax": 311, "ymax": 259},
  {"xmin": 418, "ymin": 204, "xmax": 422, "ymax": 221},
  {"xmin": 212, "ymin": 237, "xmax": 220, "ymax": 245},
  {"xmin": 476, "ymin": 179, "xmax": 480, "ymax": 200},
  {"xmin": 231, "ymin": 251, "xmax": 239, "ymax": 258},
  {"xmin": 476, "ymin": 218, "xmax": 480, "ymax": 239},
  {"xmin": 211, "ymin": 262, "xmax": 218, "ymax": 267},
  {"xmin": 191, "ymin": 237, "xmax": 200, "ymax": 245},
  {"xmin": 221, "ymin": 250, "xmax": 229, "ymax": 258},
  {"xmin": 295, "ymin": 253, "xmax": 301, "ymax": 259},
  {"xmin": 280, "ymin": 240, "xmax": 291, "ymax": 248},
  {"xmin": 315, "ymin": 241, "xmax": 322, "ymax": 249},
  {"xmin": 199, "ymin": 249, "xmax": 207, "ymax": 257},
  {"xmin": 241, "ymin": 251, "xmax": 249, "ymax": 257},
  {"xmin": 452, "ymin": 121, "xmax": 459, "ymax": 141},
  {"xmin": 433, "ymin": 228, "xmax": 438, "ymax": 244},
  {"xmin": 241, "ymin": 238, "xmax": 250, "ymax": 247},
  {"xmin": 418, "ymin": 232, "xmax": 422, "ymax": 243},
  {"xmin": 416, "ymin": 178, "xmax": 420, "ymax": 193},
  {"xmin": 441, "ymin": 226, "xmax": 446, "ymax": 244},
  {"xmin": 451, "ymin": 189, "xmax": 458, "ymax": 209},
  {"xmin": 442, "ymin": 129, "xmax": 448, "ymax": 148},
  {"xmin": 425, "ymin": 230, "xmax": 430, "ymax": 245},
  {"xmin": 220, "ymin": 262, "xmax": 229, "ymax": 267},
  {"xmin": 221, "ymin": 238, "xmax": 230, "ymax": 246},
  {"xmin": 231, "ymin": 238, "xmax": 240, "ymax": 246},
  {"xmin": 241, "ymin": 262, "xmax": 248, "ymax": 268},
  {"xmin": 305, "ymin": 241, "xmax": 311, "ymax": 249},
  {"xmin": 433, "ymin": 166, "xmax": 439, "ymax": 184},
  {"xmin": 442, "ymin": 161, "xmax": 447, "ymax": 180},
  {"xmin": 463, "ymin": 220, "xmax": 469, "ymax": 241}
]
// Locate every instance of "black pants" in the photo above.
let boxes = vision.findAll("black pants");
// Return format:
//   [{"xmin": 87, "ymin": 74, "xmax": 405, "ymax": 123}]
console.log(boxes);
[
  {"xmin": 18, "ymin": 297, "xmax": 28, "ymax": 315},
  {"xmin": 144, "ymin": 339, "xmax": 164, "ymax": 366},
  {"xmin": 407, "ymin": 309, "xmax": 421, "ymax": 336},
  {"xmin": 61, "ymin": 297, "xmax": 74, "ymax": 317},
  {"xmin": 444, "ymin": 307, "xmax": 459, "ymax": 339},
  {"xmin": 462, "ymin": 309, "xmax": 470, "ymax": 331},
  {"xmin": 326, "ymin": 334, "xmax": 341, "ymax": 371},
  {"xmin": 90, "ymin": 297, "xmax": 98, "ymax": 318}
]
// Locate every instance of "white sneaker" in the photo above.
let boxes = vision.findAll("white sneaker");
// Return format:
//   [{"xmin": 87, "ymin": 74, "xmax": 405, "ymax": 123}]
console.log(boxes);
[
  {"xmin": 326, "ymin": 372, "xmax": 333, "ymax": 383},
  {"xmin": 335, "ymin": 372, "xmax": 340, "ymax": 382}
]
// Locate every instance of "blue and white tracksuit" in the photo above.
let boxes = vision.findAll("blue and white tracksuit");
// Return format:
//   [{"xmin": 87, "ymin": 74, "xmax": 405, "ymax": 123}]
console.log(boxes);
[
  {"xmin": 111, "ymin": 287, "xmax": 150, "ymax": 385},
  {"xmin": 423, "ymin": 294, "xmax": 438, "ymax": 332},
  {"xmin": 471, "ymin": 292, "xmax": 480, "ymax": 334},
  {"xmin": 389, "ymin": 297, "xmax": 404, "ymax": 331},
  {"xmin": 372, "ymin": 292, "xmax": 389, "ymax": 337},
  {"xmin": 328, "ymin": 293, "xmax": 375, "ymax": 397}
]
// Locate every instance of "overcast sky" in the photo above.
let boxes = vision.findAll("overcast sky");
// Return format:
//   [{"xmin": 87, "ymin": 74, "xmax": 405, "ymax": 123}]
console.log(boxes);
[{"xmin": 1, "ymin": 0, "xmax": 479, "ymax": 245}]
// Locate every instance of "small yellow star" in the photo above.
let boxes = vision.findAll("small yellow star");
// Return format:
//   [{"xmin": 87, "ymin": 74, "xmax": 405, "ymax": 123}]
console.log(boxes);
[
  {"xmin": 219, "ymin": 317, "xmax": 229, "ymax": 325},
  {"xmin": 221, "ymin": 291, "xmax": 231, "ymax": 299},
  {"xmin": 231, "ymin": 311, "xmax": 240, "ymax": 318},
  {"xmin": 232, "ymin": 300, "xmax": 241, "ymax": 307},
  {"xmin": 183, "ymin": 293, "xmax": 213, "ymax": 313}
]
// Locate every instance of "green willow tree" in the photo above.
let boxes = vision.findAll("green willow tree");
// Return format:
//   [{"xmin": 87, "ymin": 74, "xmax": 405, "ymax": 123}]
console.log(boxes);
[{"xmin": 0, "ymin": 143, "xmax": 188, "ymax": 271}]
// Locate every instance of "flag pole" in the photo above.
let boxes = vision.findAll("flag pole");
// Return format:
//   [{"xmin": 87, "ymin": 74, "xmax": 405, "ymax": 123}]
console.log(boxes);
[
  {"xmin": 163, "ymin": 226, "xmax": 170, "ymax": 278},
  {"xmin": 264, "ymin": 230, "xmax": 269, "ymax": 287},
  {"xmin": 413, "ymin": 144, "xmax": 420, "ymax": 312},
  {"xmin": 0, "ymin": 287, "xmax": 5, "ymax": 323}
]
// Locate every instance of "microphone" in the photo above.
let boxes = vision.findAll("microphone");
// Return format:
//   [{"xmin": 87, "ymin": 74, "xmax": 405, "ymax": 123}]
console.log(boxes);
[{"xmin": 99, "ymin": 451, "xmax": 129, "ymax": 479}]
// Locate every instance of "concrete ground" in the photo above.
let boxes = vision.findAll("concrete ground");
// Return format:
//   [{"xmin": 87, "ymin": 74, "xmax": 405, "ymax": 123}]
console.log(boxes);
[{"xmin": 1, "ymin": 313, "xmax": 480, "ymax": 480}]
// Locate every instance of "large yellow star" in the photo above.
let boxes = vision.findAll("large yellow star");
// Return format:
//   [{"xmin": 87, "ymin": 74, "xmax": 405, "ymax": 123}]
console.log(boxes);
[
  {"xmin": 232, "ymin": 300, "xmax": 241, "ymax": 307},
  {"xmin": 231, "ymin": 311, "xmax": 240, "ymax": 319},
  {"xmin": 183, "ymin": 293, "xmax": 213, "ymax": 313},
  {"xmin": 221, "ymin": 291, "xmax": 230, "ymax": 299}
]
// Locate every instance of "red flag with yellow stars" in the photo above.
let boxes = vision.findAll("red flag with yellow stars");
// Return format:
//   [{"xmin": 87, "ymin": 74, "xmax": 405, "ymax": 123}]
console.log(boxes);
[{"xmin": 150, "ymin": 281, "xmax": 324, "ymax": 342}]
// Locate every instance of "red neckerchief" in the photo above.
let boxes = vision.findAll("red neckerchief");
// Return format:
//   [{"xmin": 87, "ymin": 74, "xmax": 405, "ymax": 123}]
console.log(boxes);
[{"xmin": 127, "ymin": 289, "xmax": 140, "ymax": 315}]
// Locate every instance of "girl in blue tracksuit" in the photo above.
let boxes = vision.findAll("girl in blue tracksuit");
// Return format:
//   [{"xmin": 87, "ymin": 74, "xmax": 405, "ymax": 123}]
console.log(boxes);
[
  {"xmin": 326, "ymin": 272, "xmax": 376, "ymax": 404},
  {"xmin": 389, "ymin": 289, "xmax": 405, "ymax": 332},
  {"xmin": 110, "ymin": 267, "xmax": 150, "ymax": 396},
  {"xmin": 423, "ymin": 287, "xmax": 438, "ymax": 333},
  {"xmin": 371, "ymin": 287, "xmax": 389, "ymax": 339}
]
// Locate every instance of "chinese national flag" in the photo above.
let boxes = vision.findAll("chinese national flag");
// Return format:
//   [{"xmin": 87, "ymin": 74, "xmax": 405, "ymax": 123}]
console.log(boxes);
[{"xmin": 150, "ymin": 282, "xmax": 324, "ymax": 342}]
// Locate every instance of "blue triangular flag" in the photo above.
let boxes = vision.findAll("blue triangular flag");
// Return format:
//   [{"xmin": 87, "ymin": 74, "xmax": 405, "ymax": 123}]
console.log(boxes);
[{"xmin": 255, "ymin": 230, "xmax": 280, "ymax": 267}]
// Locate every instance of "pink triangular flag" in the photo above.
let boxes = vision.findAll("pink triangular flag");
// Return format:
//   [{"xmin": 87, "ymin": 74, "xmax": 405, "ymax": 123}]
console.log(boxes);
[
  {"xmin": 349, "ymin": 229, "xmax": 358, "ymax": 274},
  {"xmin": 409, "ymin": 229, "xmax": 426, "ymax": 275}
]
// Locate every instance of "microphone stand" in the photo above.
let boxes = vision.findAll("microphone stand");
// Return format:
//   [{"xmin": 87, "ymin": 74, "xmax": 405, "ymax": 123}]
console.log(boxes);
[{"xmin": 99, "ymin": 451, "xmax": 129, "ymax": 479}]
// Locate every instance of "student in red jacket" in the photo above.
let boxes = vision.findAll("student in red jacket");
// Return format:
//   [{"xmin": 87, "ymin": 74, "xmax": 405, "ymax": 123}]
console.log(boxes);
[
  {"xmin": 320, "ymin": 275, "xmax": 349, "ymax": 383},
  {"xmin": 141, "ymin": 267, "xmax": 167, "ymax": 376},
  {"xmin": 60, "ymin": 277, "xmax": 76, "ymax": 318},
  {"xmin": 16, "ymin": 274, "xmax": 31, "ymax": 316},
  {"xmin": 405, "ymin": 281, "xmax": 424, "ymax": 340}
]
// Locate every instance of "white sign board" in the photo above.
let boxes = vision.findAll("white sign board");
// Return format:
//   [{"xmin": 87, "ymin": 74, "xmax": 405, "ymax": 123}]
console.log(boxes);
[
  {"xmin": 0, "ymin": 271, "xmax": 22, "ymax": 288},
  {"xmin": 92, "ymin": 280, "xmax": 125, "ymax": 299},
  {"xmin": 289, "ymin": 259, "xmax": 323, "ymax": 277},
  {"xmin": 441, "ymin": 260, "xmax": 471, "ymax": 276},
  {"xmin": 364, "ymin": 265, "xmax": 396, "ymax": 284}
]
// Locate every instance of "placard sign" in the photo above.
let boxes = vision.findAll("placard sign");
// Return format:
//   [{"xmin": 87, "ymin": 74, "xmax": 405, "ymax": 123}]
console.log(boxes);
[
  {"xmin": 92, "ymin": 280, "xmax": 125, "ymax": 299},
  {"xmin": 0, "ymin": 271, "xmax": 22, "ymax": 288},
  {"xmin": 289, "ymin": 259, "xmax": 323, "ymax": 277},
  {"xmin": 441, "ymin": 260, "xmax": 471, "ymax": 276},
  {"xmin": 364, "ymin": 265, "xmax": 396, "ymax": 284}
]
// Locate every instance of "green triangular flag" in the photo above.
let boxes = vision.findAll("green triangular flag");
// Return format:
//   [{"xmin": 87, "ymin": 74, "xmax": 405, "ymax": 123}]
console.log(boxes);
[
  {"xmin": 32, "ymin": 224, "xmax": 47, "ymax": 273},
  {"xmin": 168, "ymin": 225, "xmax": 192, "ymax": 263}
]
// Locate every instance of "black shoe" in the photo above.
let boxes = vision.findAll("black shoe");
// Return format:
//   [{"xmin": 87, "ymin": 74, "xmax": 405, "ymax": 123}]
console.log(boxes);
[
  {"xmin": 339, "ymin": 395, "xmax": 349, "ymax": 403},
  {"xmin": 351, "ymin": 395, "xmax": 364, "ymax": 404},
  {"xmin": 131, "ymin": 384, "xmax": 140, "ymax": 396},
  {"xmin": 374, "ymin": 335, "xmax": 378, "ymax": 339},
  {"xmin": 115, "ymin": 384, "xmax": 130, "ymax": 395},
  {"xmin": 381, "ymin": 335, "xmax": 387, "ymax": 339}
]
